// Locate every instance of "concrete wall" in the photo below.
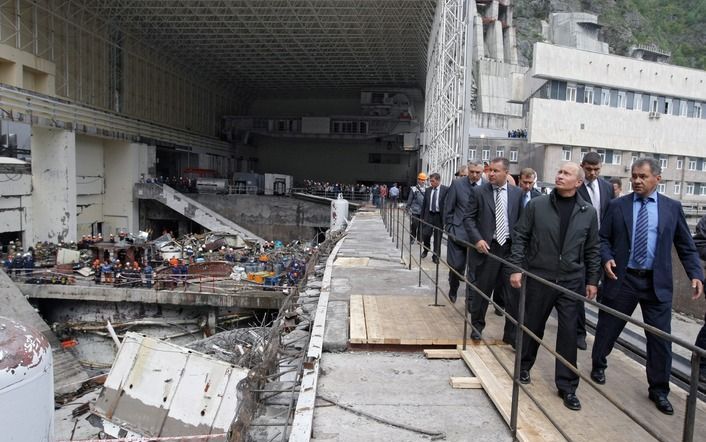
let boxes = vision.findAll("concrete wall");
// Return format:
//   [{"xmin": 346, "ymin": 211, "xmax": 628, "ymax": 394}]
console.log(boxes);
[
  {"xmin": 477, "ymin": 60, "xmax": 526, "ymax": 117},
  {"xmin": 30, "ymin": 127, "xmax": 76, "ymax": 243},
  {"xmin": 250, "ymin": 97, "xmax": 362, "ymax": 116},
  {"xmin": 532, "ymin": 43, "xmax": 706, "ymax": 101},
  {"xmin": 103, "ymin": 141, "xmax": 143, "ymax": 235},
  {"xmin": 528, "ymin": 98, "xmax": 706, "ymax": 157}
]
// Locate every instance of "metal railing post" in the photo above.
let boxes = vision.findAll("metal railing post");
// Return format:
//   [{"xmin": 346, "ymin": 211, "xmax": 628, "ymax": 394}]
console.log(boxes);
[
  {"xmin": 408, "ymin": 213, "xmax": 413, "ymax": 270},
  {"xmin": 433, "ymin": 242, "xmax": 440, "ymax": 306},
  {"xmin": 462, "ymin": 247, "xmax": 471, "ymax": 351},
  {"xmin": 418, "ymin": 227, "xmax": 423, "ymax": 288},
  {"xmin": 510, "ymin": 274, "xmax": 527, "ymax": 439},
  {"xmin": 395, "ymin": 206, "xmax": 400, "ymax": 249},
  {"xmin": 682, "ymin": 351, "xmax": 700, "ymax": 442},
  {"xmin": 400, "ymin": 209, "xmax": 405, "ymax": 262}
]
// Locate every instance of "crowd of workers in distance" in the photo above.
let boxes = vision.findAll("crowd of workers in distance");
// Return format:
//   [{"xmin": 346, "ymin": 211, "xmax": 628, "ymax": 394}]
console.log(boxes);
[{"xmin": 401, "ymin": 153, "xmax": 706, "ymax": 415}]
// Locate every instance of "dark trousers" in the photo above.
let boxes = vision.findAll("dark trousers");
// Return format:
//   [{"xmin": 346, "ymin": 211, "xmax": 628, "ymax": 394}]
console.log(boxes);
[
  {"xmin": 410, "ymin": 215, "xmax": 423, "ymax": 243},
  {"xmin": 423, "ymin": 212, "xmax": 443, "ymax": 258},
  {"xmin": 576, "ymin": 299, "xmax": 587, "ymax": 341},
  {"xmin": 696, "ymin": 312, "xmax": 706, "ymax": 375},
  {"xmin": 468, "ymin": 240, "xmax": 510, "ymax": 335},
  {"xmin": 446, "ymin": 231, "xmax": 467, "ymax": 295},
  {"xmin": 521, "ymin": 277, "xmax": 583, "ymax": 394},
  {"xmin": 592, "ymin": 273, "xmax": 672, "ymax": 396}
]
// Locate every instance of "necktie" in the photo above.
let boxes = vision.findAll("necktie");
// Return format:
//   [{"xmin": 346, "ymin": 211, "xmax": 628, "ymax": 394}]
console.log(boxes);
[
  {"xmin": 587, "ymin": 181, "xmax": 598, "ymax": 207},
  {"xmin": 432, "ymin": 187, "xmax": 438, "ymax": 212},
  {"xmin": 523, "ymin": 191, "xmax": 530, "ymax": 207},
  {"xmin": 495, "ymin": 187, "xmax": 508, "ymax": 245},
  {"xmin": 633, "ymin": 198, "xmax": 649, "ymax": 267}
]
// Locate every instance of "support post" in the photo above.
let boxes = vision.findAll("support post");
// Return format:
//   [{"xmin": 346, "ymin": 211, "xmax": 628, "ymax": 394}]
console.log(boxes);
[{"xmin": 510, "ymin": 274, "xmax": 527, "ymax": 438}]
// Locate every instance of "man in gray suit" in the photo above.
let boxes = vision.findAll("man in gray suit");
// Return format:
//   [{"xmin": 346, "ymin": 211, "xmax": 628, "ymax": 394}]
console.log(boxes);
[
  {"xmin": 443, "ymin": 160, "xmax": 483, "ymax": 302},
  {"xmin": 463, "ymin": 157, "xmax": 523, "ymax": 341}
]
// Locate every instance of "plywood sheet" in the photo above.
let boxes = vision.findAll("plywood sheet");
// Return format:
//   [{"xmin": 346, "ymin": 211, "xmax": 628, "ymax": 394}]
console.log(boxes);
[{"xmin": 349, "ymin": 295, "xmax": 367, "ymax": 344}]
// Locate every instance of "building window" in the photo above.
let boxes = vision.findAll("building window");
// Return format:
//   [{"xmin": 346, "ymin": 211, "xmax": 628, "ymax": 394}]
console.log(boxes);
[
  {"xmin": 562, "ymin": 147, "xmax": 572, "ymax": 161},
  {"xmin": 664, "ymin": 100, "xmax": 671, "ymax": 115},
  {"xmin": 613, "ymin": 153, "xmax": 622, "ymax": 165},
  {"xmin": 617, "ymin": 92, "xmax": 627, "ymax": 109},
  {"xmin": 496, "ymin": 147, "xmax": 505, "ymax": 158},
  {"xmin": 584, "ymin": 87, "xmax": 594, "ymax": 104},
  {"xmin": 509, "ymin": 150, "xmax": 518, "ymax": 162},
  {"xmin": 581, "ymin": 147, "xmax": 589, "ymax": 156},
  {"xmin": 677, "ymin": 159, "xmax": 683, "ymax": 169},
  {"xmin": 332, "ymin": 120, "xmax": 368, "ymax": 134},
  {"xmin": 689, "ymin": 160, "xmax": 697, "ymax": 171},
  {"xmin": 651, "ymin": 98, "xmax": 659, "ymax": 113},
  {"xmin": 687, "ymin": 183, "xmax": 695, "ymax": 195},
  {"xmin": 601, "ymin": 89, "xmax": 610, "ymax": 106},
  {"xmin": 597, "ymin": 149, "xmax": 606, "ymax": 163},
  {"xmin": 566, "ymin": 85, "xmax": 577, "ymax": 102},
  {"xmin": 701, "ymin": 184, "xmax": 706, "ymax": 196},
  {"xmin": 627, "ymin": 181, "xmax": 633, "ymax": 192},
  {"xmin": 658, "ymin": 183, "xmax": 666, "ymax": 193},
  {"xmin": 660, "ymin": 158, "xmax": 668, "ymax": 169},
  {"xmin": 696, "ymin": 104, "xmax": 703, "ymax": 118},
  {"xmin": 468, "ymin": 149, "xmax": 476, "ymax": 160},
  {"xmin": 634, "ymin": 93, "xmax": 642, "ymax": 111},
  {"xmin": 482, "ymin": 149, "xmax": 490, "ymax": 161},
  {"xmin": 674, "ymin": 183, "xmax": 681, "ymax": 195},
  {"xmin": 680, "ymin": 101, "xmax": 688, "ymax": 117},
  {"xmin": 702, "ymin": 161, "xmax": 706, "ymax": 172}
]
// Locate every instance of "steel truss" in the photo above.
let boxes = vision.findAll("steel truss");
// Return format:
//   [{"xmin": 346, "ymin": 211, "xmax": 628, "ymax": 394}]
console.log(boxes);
[{"xmin": 422, "ymin": 0, "xmax": 471, "ymax": 183}]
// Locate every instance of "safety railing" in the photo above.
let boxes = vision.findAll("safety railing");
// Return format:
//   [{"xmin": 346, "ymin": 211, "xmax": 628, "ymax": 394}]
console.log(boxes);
[
  {"xmin": 290, "ymin": 188, "xmax": 372, "ymax": 202},
  {"xmin": 379, "ymin": 197, "xmax": 705, "ymax": 442}
]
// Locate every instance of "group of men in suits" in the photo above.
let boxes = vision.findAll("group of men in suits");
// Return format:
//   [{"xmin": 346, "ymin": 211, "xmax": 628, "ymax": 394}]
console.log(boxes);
[{"xmin": 411, "ymin": 153, "xmax": 705, "ymax": 414}]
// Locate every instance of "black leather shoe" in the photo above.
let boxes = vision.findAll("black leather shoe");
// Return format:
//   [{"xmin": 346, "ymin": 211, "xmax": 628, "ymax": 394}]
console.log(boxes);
[
  {"xmin": 519, "ymin": 370, "xmax": 530, "ymax": 384},
  {"xmin": 577, "ymin": 337, "xmax": 587, "ymax": 351},
  {"xmin": 590, "ymin": 368, "xmax": 606, "ymax": 385},
  {"xmin": 649, "ymin": 393, "xmax": 674, "ymax": 415},
  {"xmin": 470, "ymin": 330, "xmax": 482, "ymax": 341},
  {"xmin": 558, "ymin": 391, "xmax": 581, "ymax": 411},
  {"xmin": 432, "ymin": 256, "xmax": 439, "ymax": 264},
  {"xmin": 421, "ymin": 251, "xmax": 428, "ymax": 258},
  {"xmin": 448, "ymin": 290, "xmax": 457, "ymax": 303}
]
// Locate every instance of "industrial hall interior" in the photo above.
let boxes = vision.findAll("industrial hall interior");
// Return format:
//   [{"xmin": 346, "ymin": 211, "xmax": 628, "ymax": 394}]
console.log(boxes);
[{"xmin": 0, "ymin": 1, "xmax": 705, "ymax": 442}]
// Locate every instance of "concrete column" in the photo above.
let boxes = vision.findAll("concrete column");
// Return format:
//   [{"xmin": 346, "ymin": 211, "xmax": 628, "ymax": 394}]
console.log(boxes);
[
  {"xmin": 30, "ymin": 127, "xmax": 77, "ymax": 243},
  {"xmin": 103, "ymin": 141, "xmax": 144, "ymax": 235},
  {"xmin": 503, "ymin": 27, "xmax": 518, "ymax": 65},
  {"xmin": 485, "ymin": 20, "xmax": 504, "ymax": 62},
  {"xmin": 473, "ymin": 15, "xmax": 485, "ymax": 61}
]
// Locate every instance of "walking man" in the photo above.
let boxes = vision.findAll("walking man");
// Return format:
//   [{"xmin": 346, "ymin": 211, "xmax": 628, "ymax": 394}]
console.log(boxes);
[
  {"xmin": 421, "ymin": 173, "xmax": 447, "ymax": 263},
  {"xmin": 591, "ymin": 157, "xmax": 703, "ymax": 415},
  {"xmin": 406, "ymin": 173, "xmax": 426, "ymax": 245},
  {"xmin": 509, "ymin": 162, "xmax": 600, "ymax": 411},
  {"xmin": 463, "ymin": 157, "xmax": 522, "ymax": 341},
  {"xmin": 518, "ymin": 168, "xmax": 541, "ymax": 214},
  {"xmin": 443, "ymin": 160, "xmax": 482, "ymax": 302}
]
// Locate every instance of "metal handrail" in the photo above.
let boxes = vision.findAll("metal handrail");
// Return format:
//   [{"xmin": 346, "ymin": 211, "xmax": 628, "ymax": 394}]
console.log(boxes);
[{"xmin": 380, "ymin": 197, "xmax": 704, "ymax": 442}]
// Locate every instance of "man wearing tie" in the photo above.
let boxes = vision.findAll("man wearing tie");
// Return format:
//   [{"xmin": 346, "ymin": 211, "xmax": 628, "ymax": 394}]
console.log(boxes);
[
  {"xmin": 591, "ymin": 158, "xmax": 704, "ymax": 415},
  {"xmin": 421, "ymin": 173, "xmax": 447, "ymax": 263},
  {"xmin": 518, "ymin": 168, "xmax": 541, "ymax": 214},
  {"xmin": 576, "ymin": 152, "xmax": 615, "ymax": 350},
  {"xmin": 443, "ymin": 161, "xmax": 483, "ymax": 302},
  {"xmin": 463, "ymin": 157, "xmax": 522, "ymax": 341}
]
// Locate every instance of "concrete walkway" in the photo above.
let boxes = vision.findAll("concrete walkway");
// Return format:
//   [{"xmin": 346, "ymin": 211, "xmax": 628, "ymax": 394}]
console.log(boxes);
[{"xmin": 314, "ymin": 210, "xmax": 511, "ymax": 441}]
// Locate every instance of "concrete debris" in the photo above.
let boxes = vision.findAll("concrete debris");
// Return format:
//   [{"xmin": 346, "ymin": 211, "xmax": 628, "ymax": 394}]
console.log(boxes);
[{"xmin": 187, "ymin": 327, "xmax": 269, "ymax": 368}]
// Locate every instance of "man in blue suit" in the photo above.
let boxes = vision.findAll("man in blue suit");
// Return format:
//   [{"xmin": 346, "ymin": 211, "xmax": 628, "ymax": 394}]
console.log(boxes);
[{"xmin": 591, "ymin": 157, "xmax": 704, "ymax": 415}]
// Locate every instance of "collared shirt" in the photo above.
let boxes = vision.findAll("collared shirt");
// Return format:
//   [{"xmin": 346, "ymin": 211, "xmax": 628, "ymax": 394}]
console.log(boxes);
[
  {"xmin": 429, "ymin": 185, "xmax": 441, "ymax": 212},
  {"xmin": 523, "ymin": 190, "xmax": 532, "ymax": 207},
  {"xmin": 492, "ymin": 181, "xmax": 509, "ymax": 240},
  {"xmin": 628, "ymin": 189, "xmax": 659, "ymax": 270},
  {"xmin": 585, "ymin": 179, "xmax": 602, "ymax": 225}
]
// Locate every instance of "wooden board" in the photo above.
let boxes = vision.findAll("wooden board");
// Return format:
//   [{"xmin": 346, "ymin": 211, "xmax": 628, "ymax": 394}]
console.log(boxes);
[
  {"xmin": 450, "ymin": 377, "xmax": 482, "ymax": 389},
  {"xmin": 349, "ymin": 295, "xmax": 367, "ymax": 344},
  {"xmin": 335, "ymin": 257, "xmax": 370, "ymax": 267},
  {"xmin": 460, "ymin": 346, "xmax": 565, "ymax": 442},
  {"xmin": 424, "ymin": 348, "xmax": 461, "ymax": 359}
]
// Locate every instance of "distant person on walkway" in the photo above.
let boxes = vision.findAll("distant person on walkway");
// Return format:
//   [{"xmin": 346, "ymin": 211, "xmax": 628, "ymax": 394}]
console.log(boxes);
[
  {"xmin": 407, "ymin": 173, "xmax": 427, "ymax": 245},
  {"xmin": 444, "ymin": 161, "xmax": 482, "ymax": 303},
  {"xmin": 509, "ymin": 162, "xmax": 600, "ymax": 411},
  {"xmin": 591, "ymin": 157, "xmax": 704, "ymax": 415},
  {"xmin": 609, "ymin": 177, "xmax": 623, "ymax": 198},
  {"xmin": 693, "ymin": 213, "xmax": 706, "ymax": 383},
  {"xmin": 464, "ymin": 157, "xmax": 522, "ymax": 343},
  {"xmin": 421, "ymin": 173, "xmax": 447, "ymax": 263},
  {"xmin": 389, "ymin": 183, "xmax": 400, "ymax": 204}
]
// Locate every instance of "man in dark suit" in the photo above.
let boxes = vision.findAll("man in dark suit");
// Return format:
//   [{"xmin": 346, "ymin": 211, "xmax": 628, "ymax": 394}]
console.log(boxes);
[
  {"xmin": 575, "ymin": 152, "xmax": 615, "ymax": 350},
  {"xmin": 518, "ymin": 167, "xmax": 542, "ymax": 215},
  {"xmin": 421, "ymin": 172, "xmax": 448, "ymax": 263},
  {"xmin": 443, "ymin": 161, "xmax": 483, "ymax": 302},
  {"xmin": 463, "ymin": 157, "xmax": 522, "ymax": 342},
  {"xmin": 591, "ymin": 157, "xmax": 704, "ymax": 415},
  {"xmin": 692, "ymin": 213, "xmax": 706, "ymax": 383}
]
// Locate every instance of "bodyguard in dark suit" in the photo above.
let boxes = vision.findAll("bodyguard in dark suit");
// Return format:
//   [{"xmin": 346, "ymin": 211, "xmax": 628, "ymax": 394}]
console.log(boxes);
[
  {"xmin": 591, "ymin": 158, "xmax": 704, "ymax": 415},
  {"xmin": 575, "ymin": 152, "xmax": 615, "ymax": 349},
  {"xmin": 421, "ymin": 172, "xmax": 448, "ymax": 263},
  {"xmin": 443, "ymin": 161, "xmax": 483, "ymax": 302},
  {"xmin": 463, "ymin": 157, "xmax": 522, "ymax": 341},
  {"xmin": 518, "ymin": 167, "xmax": 542, "ymax": 216},
  {"xmin": 692, "ymin": 213, "xmax": 706, "ymax": 383}
]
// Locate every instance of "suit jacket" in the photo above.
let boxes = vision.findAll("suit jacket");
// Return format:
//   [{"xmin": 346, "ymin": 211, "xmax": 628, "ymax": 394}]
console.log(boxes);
[
  {"xmin": 518, "ymin": 188, "xmax": 542, "ymax": 217},
  {"xmin": 443, "ymin": 177, "xmax": 477, "ymax": 243},
  {"xmin": 463, "ymin": 181, "xmax": 522, "ymax": 256},
  {"xmin": 600, "ymin": 192, "xmax": 704, "ymax": 303},
  {"xmin": 422, "ymin": 184, "xmax": 448, "ymax": 226},
  {"xmin": 577, "ymin": 177, "xmax": 614, "ymax": 223}
]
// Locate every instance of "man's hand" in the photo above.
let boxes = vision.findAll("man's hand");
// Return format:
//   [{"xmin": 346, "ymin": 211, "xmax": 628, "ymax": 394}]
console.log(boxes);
[
  {"xmin": 510, "ymin": 273, "xmax": 522, "ymax": 289},
  {"xmin": 476, "ymin": 239, "xmax": 490, "ymax": 254},
  {"xmin": 604, "ymin": 259, "xmax": 617, "ymax": 280},
  {"xmin": 691, "ymin": 279, "xmax": 703, "ymax": 300},
  {"xmin": 586, "ymin": 285, "xmax": 598, "ymax": 300}
]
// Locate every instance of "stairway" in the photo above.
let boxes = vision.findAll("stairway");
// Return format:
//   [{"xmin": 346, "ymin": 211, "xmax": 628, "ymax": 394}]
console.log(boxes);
[{"xmin": 134, "ymin": 183, "xmax": 264, "ymax": 243}]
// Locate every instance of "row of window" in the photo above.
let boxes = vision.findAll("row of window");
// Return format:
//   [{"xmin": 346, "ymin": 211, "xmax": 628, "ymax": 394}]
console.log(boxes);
[
  {"xmin": 616, "ymin": 181, "xmax": 706, "ymax": 196},
  {"xmin": 468, "ymin": 147, "xmax": 518, "ymax": 162},
  {"xmin": 561, "ymin": 147, "xmax": 706, "ymax": 172},
  {"xmin": 546, "ymin": 80, "xmax": 705, "ymax": 119}
]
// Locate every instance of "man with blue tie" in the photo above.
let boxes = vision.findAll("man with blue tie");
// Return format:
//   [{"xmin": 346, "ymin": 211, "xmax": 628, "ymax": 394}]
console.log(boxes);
[
  {"xmin": 518, "ymin": 168, "xmax": 541, "ymax": 214},
  {"xmin": 591, "ymin": 157, "xmax": 704, "ymax": 415}
]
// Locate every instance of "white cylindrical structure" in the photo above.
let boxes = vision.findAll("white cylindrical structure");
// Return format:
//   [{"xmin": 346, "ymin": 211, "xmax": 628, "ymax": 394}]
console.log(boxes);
[
  {"xmin": 0, "ymin": 316, "xmax": 54, "ymax": 441},
  {"xmin": 330, "ymin": 193, "xmax": 349, "ymax": 231}
]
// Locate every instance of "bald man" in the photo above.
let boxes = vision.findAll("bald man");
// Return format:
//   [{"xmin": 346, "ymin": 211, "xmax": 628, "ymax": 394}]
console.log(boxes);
[{"xmin": 509, "ymin": 162, "xmax": 601, "ymax": 411}]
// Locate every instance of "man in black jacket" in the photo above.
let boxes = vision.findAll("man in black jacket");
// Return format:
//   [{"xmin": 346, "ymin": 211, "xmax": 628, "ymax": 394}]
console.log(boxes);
[
  {"xmin": 421, "ymin": 173, "xmax": 447, "ymax": 263},
  {"xmin": 509, "ymin": 162, "xmax": 600, "ymax": 411},
  {"xmin": 689, "ymin": 214, "xmax": 706, "ymax": 383}
]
